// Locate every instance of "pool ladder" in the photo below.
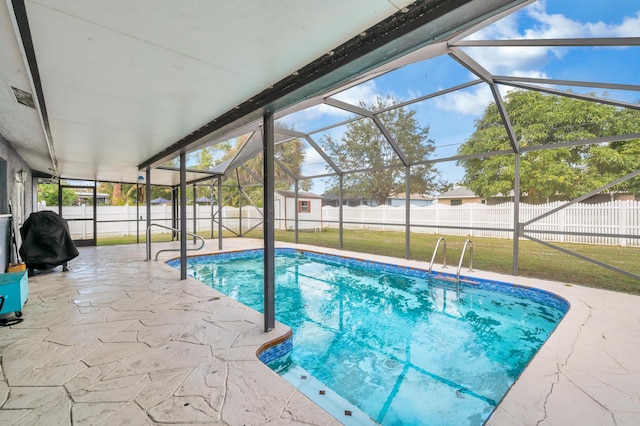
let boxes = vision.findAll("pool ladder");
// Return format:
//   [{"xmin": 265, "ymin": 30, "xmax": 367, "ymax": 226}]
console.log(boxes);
[
  {"xmin": 429, "ymin": 238, "xmax": 473, "ymax": 291},
  {"xmin": 146, "ymin": 224, "xmax": 206, "ymax": 261},
  {"xmin": 428, "ymin": 237, "xmax": 447, "ymax": 273},
  {"xmin": 456, "ymin": 239, "xmax": 473, "ymax": 288}
]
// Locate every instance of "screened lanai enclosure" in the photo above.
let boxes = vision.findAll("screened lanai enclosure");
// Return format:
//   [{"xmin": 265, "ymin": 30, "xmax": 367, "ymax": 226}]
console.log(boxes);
[
  {"xmin": 145, "ymin": 0, "xmax": 640, "ymax": 290},
  {"xmin": 2, "ymin": 0, "xmax": 639, "ymax": 330}
]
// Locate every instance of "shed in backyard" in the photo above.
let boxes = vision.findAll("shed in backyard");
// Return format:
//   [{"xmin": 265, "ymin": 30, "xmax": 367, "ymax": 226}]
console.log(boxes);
[{"xmin": 275, "ymin": 190, "xmax": 322, "ymax": 231}]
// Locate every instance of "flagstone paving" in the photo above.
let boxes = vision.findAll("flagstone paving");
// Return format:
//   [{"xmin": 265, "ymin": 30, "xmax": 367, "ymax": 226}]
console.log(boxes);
[
  {"xmin": 0, "ymin": 240, "xmax": 338, "ymax": 425},
  {"xmin": 1, "ymin": 238, "xmax": 639, "ymax": 425}
]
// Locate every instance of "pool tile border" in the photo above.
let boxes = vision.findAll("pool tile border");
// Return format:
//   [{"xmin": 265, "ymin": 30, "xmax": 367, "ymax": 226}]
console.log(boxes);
[
  {"xmin": 256, "ymin": 329, "xmax": 293, "ymax": 364},
  {"xmin": 171, "ymin": 247, "xmax": 570, "ymax": 314}
]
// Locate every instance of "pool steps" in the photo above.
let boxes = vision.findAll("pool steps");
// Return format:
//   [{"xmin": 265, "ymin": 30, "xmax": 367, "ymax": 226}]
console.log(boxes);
[{"xmin": 281, "ymin": 363, "xmax": 376, "ymax": 426}]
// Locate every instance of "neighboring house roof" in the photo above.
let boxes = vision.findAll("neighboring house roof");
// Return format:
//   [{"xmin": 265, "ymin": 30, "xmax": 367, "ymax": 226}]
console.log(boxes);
[
  {"xmin": 275, "ymin": 190, "xmax": 322, "ymax": 199},
  {"xmin": 437, "ymin": 186, "xmax": 479, "ymax": 199}
]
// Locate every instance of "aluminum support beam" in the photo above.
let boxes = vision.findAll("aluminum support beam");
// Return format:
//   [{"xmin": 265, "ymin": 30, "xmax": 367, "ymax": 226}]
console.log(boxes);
[
  {"xmin": 236, "ymin": 169, "xmax": 242, "ymax": 236},
  {"xmin": 405, "ymin": 166, "xmax": 410, "ymax": 259},
  {"xmin": 136, "ymin": 182, "xmax": 140, "ymax": 244},
  {"xmin": 494, "ymin": 76, "xmax": 640, "ymax": 93},
  {"xmin": 179, "ymin": 151, "xmax": 187, "ymax": 281},
  {"xmin": 513, "ymin": 154, "xmax": 521, "ymax": 275},
  {"xmin": 490, "ymin": 84, "xmax": 520, "ymax": 154},
  {"xmin": 523, "ymin": 169, "xmax": 640, "ymax": 226},
  {"xmin": 324, "ymin": 97, "xmax": 409, "ymax": 166},
  {"xmin": 192, "ymin": 184, "xmax": 197, "ymax": 244},
  {"xmin": 217, "ymin": 178, "xmax": 223, "ymax": 250},
  {"xmin": 145, "ymin": 168, "xmax": 151, "ymax": 260},
  {"xmin": 263, "ymin": 111, "xmax": 276, "ymax": 332},
  {"xmin": 295, "ymin": 180, "xmax": 299, "ymax": 244},
  {"xmin": 339, "ymin": 174, "xmax": 344, "ymax": 250},
  {"xmin": 498, "ymin": 81, "xmax": 640, "ymax": 112},
  {"xmin": 521, "ymin": 133, "xmax": 640, "ymax": 153},
  {"xmin": 448, "ymin": 47, "xmax": 494, "ymax": 84},
  {"xmin": 456, "ymin": 37, "xmax": 640, "ymax": 47},
  {"xmin": 272, "ymin": 127, "xmax": 342, "ymax": 173},
  {"xmin": 524, "ymin": 235, "xmax": 640, "ymax": 281}
]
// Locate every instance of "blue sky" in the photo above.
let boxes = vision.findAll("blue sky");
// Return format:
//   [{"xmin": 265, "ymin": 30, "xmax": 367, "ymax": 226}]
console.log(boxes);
[{"xmin": 264, "ymin": 1, "xmax": 640, "ymax": 194}]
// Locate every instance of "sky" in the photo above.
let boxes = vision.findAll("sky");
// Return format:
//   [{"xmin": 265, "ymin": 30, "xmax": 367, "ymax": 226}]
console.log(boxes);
[{"xmin": 225, "ymin": 0, "xmax": 640, "ymax": 195}]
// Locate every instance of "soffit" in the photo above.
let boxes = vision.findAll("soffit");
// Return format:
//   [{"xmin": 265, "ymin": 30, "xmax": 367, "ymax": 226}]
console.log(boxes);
[{"xmin": 0, "ymin": 0, "xmax": 415, "ymax": 185}]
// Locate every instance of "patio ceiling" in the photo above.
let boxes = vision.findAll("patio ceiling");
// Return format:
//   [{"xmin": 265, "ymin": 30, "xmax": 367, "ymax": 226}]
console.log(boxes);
[{"xmin": 0, "ymin": 0, "xmax": 529, "ymax": 186}]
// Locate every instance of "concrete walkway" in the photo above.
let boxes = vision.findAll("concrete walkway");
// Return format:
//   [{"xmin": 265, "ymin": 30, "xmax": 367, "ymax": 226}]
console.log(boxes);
[{"xmin": 1, "ymin": 238, "xmax": 639, "ymax": 425}]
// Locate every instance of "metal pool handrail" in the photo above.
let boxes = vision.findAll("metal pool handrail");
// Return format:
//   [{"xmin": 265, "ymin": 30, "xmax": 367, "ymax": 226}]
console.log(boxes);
[
  {"xmin": 428, "ymin": 237, "xmax": 447, "ymax": 272},
  {"xmin": 456, "ymin": 239, "xmax": 474, "ymax": 288},
  {"xmin": 146, "ymin": 224, "xmax": 205, "ymax": 261}
]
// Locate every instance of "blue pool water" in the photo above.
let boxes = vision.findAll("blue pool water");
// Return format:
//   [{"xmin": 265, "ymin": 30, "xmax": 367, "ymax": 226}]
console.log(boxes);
[{"xmin": 172, "ymin": 249, "xmax": 568, "ymax": 425}]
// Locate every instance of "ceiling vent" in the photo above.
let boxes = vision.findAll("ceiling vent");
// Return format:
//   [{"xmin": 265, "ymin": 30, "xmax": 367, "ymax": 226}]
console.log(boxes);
[{"xmin": 11, "ymin": 86, "xmax": 36, "ymax": 109}]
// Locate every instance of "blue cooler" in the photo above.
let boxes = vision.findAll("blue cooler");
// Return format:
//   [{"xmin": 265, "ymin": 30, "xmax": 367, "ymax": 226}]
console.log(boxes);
[{"xmin": 0, "ymin": 270, "xmax": 28, "ymax": 318}]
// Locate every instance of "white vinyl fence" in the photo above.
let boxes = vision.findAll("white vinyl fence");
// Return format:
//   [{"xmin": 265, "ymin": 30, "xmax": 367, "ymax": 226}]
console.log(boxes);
[
  {"xmin": 42, "ymin": 200, "xmax": 640, "ymax": 247},
  {"xmin": 322, "ymin": 200, "xmax": 640, "ymax": 247},
  {"xmin": 42, "ymin": 205, "xmax": 264, "ymax": 239}
]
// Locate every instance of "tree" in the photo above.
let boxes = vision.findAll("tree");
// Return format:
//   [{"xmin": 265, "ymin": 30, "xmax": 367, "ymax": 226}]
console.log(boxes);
[
  {"xmin": 457, "ymin": 91, "xmax": 640, "ymax": 202},
  {"xmin": 37, "ymin": 183, "xmax": 76, "ymax": 206},
  {"xmin": 321, "ymin": 96, "xmax": 443, "ymax": 205},
  {"xmin": 214, "ymin": 133, "xmax": 308, "ymax": 207}
]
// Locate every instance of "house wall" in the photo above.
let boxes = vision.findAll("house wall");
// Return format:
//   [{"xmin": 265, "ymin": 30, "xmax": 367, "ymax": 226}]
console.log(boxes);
[
  {"xmin": 0, "ymin": 134, "xmax": 34, "ymax": 265},
  {"xmin": 437, "ymin": 197, "xmax": 484, "ymax": 206}
]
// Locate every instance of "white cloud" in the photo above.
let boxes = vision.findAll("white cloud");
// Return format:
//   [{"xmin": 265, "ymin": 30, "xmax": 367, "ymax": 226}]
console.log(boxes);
[
  {"xmin": 525, "ymin": 2, "xmax": 640, "ymax": 39},
  {"xmin": 331, "ymin": 80, "xmax": 384, "ymax": 107},
  {"xmin": 614, "ymin": 12, "xmax": 640, "ymax": 37},
  {"xmin": 511, "ymin": 70, "xmax": 549, "ymax": 79},
  {"xmin": 434, "ymin": 84, "xmax": 493, "ymax": 115},
  {"xmin": 303, "ymin": 145, "xmax": 323, "ymax": 166},
  {"xmin": 432, "ymin": 74, "xmax": 551, "ymax": 116},
  {"xmin": 463, "ymin": 1, "xmax": 640, "ymax": 75}
]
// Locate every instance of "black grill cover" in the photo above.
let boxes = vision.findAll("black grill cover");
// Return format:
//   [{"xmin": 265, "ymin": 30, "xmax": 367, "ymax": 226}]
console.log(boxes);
[{"xmin": 19, "ymin": 211, "xmax": 79, "ymax": 270}]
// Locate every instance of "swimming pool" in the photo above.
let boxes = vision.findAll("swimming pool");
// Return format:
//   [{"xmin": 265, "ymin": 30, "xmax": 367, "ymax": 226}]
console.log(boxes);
[{"xmin": 171, "ymin": 248, "xmax": 568, "ymax": 425}]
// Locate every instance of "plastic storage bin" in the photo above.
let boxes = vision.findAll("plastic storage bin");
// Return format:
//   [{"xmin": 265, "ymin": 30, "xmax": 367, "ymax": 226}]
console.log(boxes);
[{"xmin": 0, "ymin": 270, "xmax": 28, "ymax": 317}]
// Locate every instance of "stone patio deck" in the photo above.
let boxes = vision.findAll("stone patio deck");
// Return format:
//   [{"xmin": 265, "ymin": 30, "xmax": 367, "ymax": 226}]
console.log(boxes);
[{"xmin": 1, "ymin": 238, "xmax": 639, "ymax": 425}]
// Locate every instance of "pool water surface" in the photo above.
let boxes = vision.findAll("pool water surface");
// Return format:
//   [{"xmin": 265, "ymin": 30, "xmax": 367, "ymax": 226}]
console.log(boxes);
[{"xmin": 173, "ymin": 249, "xmax": 567, "ymax": 425}]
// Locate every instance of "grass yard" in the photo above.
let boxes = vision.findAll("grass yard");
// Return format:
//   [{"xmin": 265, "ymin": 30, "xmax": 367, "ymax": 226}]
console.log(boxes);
[
  {"xmin": 245, "ymin": 228, "xmax": 640, "ymax": 295},
  {"xmin": 99, "ymin": 228, "xmax": 640, "ymax": 295}
]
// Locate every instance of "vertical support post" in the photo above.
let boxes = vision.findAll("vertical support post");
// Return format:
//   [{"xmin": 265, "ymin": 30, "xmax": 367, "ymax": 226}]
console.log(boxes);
[
  {"xmin": 338, "ymin": 174, "xmax": 344, "ymax": 250},
  {"xmin": 294, "ymin": 179, "xmax": 299, "ymax": 244},
  {"xmin": 235, "ymin": 170, "xmax": 243, "ymax": 237},
  {"xmin": 92, "ymin": 183, "xmax": 97, "ymax": 244},
  {"xmin": 180, "ymin": 151, "xmax": 187, "ymax": 281},
  {"xmin": 210, "ymin": 181, "xmax": 214, "ymax": 239},
  {"xmin": 513, "ymin": 153, "xmax": 521, "ymax": 275},
  {"xmin": 405, "ymin": 166, "xmax": 411, "ymax": 259},
  {"xmin": 263, "ymin": 111, "xmax": 276, "ymax": 332},
  {"xmin": 238, "ymin": 182, "xmax": 243, "ymax": 237},
  {"xmin": 58, "ymin": 182, "xmax": 62, "ymax": 216},
  {"xmin": 136, "ymin": 181, "xmax": 140, "ymax": 244},
  {"xmin": 145, "ymin": 168, "xmax": 151, "ymax": 260},
  {"xmin": 192, "ymin": 183, "xmax": 197, "ymax": 244},
  {"xmin": 172, "ymin": 187, "xmax": 179, "ymax": 240},
  {"xmin": 217, "ymin": 178, "xmax": 223, "ymax": 250}
]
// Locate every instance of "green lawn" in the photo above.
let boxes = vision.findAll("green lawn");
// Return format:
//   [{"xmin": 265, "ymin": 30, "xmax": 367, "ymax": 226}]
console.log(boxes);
[{"xmin": 99, "ymin": 228, "xmax": 640, "ymax": 295}]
